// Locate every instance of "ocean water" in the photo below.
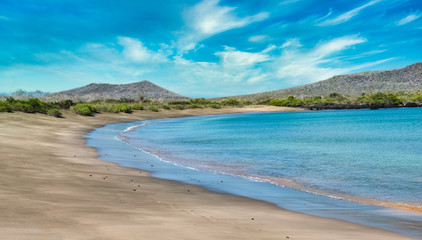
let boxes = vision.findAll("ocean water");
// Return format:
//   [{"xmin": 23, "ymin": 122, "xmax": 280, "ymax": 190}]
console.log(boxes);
[{"xmin": 86, "ymin": 108, "xmax": 422, "ymax": 238}]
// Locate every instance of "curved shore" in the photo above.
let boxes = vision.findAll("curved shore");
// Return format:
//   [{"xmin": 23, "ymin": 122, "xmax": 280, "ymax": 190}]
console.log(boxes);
[{"xmin": 0, "ymin": 107, "xmax": 417, "ymax": 240}]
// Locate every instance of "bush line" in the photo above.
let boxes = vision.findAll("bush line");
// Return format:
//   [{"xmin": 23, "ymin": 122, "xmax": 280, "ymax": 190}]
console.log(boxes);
[{"xmin": 2, "ymin": 91, "xmax": 422, "ymax": 117}]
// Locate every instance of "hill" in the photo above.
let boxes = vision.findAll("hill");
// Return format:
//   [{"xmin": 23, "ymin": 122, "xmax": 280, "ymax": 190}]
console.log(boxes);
[
  {"xmin": 44, "ymin": 80, "xmax": 188, "ymax": 101},
  {"xmin": 221, "ymin": 63, "xmax": 422, "ymax": 101}
]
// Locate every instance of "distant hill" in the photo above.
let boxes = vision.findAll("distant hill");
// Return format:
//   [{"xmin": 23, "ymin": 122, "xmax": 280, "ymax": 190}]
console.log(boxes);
[
  {"xmin": 221, "ymin": 63, "xmax": 422, "ymax": 101},
  {"xmin": 44, "ymin": 80, "xmax": 188, "ymax": 101}
]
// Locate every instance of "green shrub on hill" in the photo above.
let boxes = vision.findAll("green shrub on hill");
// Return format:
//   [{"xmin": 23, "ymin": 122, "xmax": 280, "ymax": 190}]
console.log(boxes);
[
  {"xmin": 56, "ymin": 100, "xmax": 75, "ymax": 109},
  {"xmin": 170, "ymin": 104, "xmax": 186, "ymax": 110},
  {"xmin": 12, "ymin": 102, "xmax": 36, "ymax": 113},
  {"xmin": 115, "ymin": 103, "xmax": 132, "ymax": 113},
  {"xmin": 47, "ymin": 109, "xmax": 62, "ymax": 118},
  {"xmin": 162, "ymin": 104, "xmax": 171, "ymax": 110},
  {"xmin": 0, "ymin": 101, "xmax": 12, "ymax": 112},
  {"xmin": 131, "ymin": 103, "xmax": 144, "ymax": 110},
  {"xmin": 148, "ymin": 104, "xmax": 159, "ymax": 112},
  {"xmin": 70, "ymin": 104, "xmax": 97, "ymax": 116},
  {"xmin": 190, "ymin": 98, "xmax": 213, "ymax": 105},
  {"xmin": 220, "ymin": 99, "xmax": 242, "ymax": 106},
  {"xmin": 210, "ymin": 103, "xmax": 222, "ymax": 109},
  {"xmin": 268, "ymin": 96, "xmax": 303, "ymax": 107}
]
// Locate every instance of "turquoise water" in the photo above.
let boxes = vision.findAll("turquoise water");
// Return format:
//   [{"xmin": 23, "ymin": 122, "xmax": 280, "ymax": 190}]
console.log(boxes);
[{"xmin": 87, "ymin": 108, "xmax": 422, "ymax": 238}]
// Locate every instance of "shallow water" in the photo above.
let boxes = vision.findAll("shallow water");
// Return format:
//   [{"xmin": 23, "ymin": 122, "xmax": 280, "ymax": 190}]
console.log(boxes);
[{"xmin": 86, "ymin": 108, "xmax": 422, "ymax": 238}]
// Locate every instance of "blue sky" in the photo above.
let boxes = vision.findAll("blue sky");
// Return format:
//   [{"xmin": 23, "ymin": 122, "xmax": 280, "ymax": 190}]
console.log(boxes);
[{"xmin": 0, "ymin": 0, "xmax": 421, "ymax": 97}]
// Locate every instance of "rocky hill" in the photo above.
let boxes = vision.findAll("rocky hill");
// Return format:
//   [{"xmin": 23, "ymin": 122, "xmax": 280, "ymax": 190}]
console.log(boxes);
[
  {"xmin": 44, "ymin": 80, "xmax": 188, "ymax": 101},
  {"xmin": 222, "ymin": 63, "xmax": 422, "ymax": 101}
]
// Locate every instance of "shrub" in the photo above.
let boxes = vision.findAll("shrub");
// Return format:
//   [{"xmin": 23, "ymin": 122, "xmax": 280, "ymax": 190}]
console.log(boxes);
[
  {"xmin": 70, "ymin": 104, "xmax": 96, "ymax": 116},
  {"xmin": 13, "ymin": 102, "xmax": 36, "ymax": 113},
  {"xmin": 57, "ymin": 100, "xmax": 74, "ymax": 109},
  {"xmin": 47, "ymin": 109, "xmax": 62, "ymax": 118},
  {"xmin": 190, "ymin": 98, "xmax": 212, "ymax": 105},
  {"xmin": 210, "ymin": 103, "xmax": 221, "ymax": 109},
  {"xmin": 410, "ymin": 93, "xmax": 422, "ymax": 103},
  {"xmin": 171, "ymin": 104, "xmax": 186, "ymax": 110},
  {"xmin": 148, "ymin": 104, "xmax": 159, "ymax": 112},
  {"xmin": 0, "ymin": 101, "xmax": 12, "ymax": 112},
  {"xmin": 220, "ymin": 99, "xmax": 241, "ymax": 106},
  {"xmin": 386, "ymin": 93, "xmax": 403, "ymax": 105},
  {"xmin": 169, "ymin": 100, "xmax": 190, "ymax": 105},
  {"xmin": 131, "ymin": 103, "xmax": 144, "ymax": 110},
  {"xmin": 114, "ymin": 103, "xmax": 132, "ymax": 113},
  {"xmin": 268, "ymin": 96, "xmax": 303, "ymax": 107},
  {"xmin": 6, "ymin": 97, "xmax": 16, "ymax": 103},
  {"xmin": 189, "ymin": 103, "xmax": 201, "ymax": 108},
  {"xmin": 162, "ymin": 104, "xmax": 171, "ymax": 110}
]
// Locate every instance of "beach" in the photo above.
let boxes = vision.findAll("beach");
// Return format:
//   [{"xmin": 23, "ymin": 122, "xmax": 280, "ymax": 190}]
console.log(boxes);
[{"xmin": 0, "ymin": 107, "xmax": 417, "ymax": 240}]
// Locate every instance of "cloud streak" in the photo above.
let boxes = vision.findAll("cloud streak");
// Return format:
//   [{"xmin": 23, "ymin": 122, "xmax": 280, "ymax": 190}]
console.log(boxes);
[
  {"xmin": 318, "ymin": 0, "xmax": 382, "ymax": 26},
  {"xmin": 396, "ymin": 12, "xmax": 421, "ymax": 25},
  {"xmin": 274, "ymin": 36, "xmax": 368, "ymax": 85}
]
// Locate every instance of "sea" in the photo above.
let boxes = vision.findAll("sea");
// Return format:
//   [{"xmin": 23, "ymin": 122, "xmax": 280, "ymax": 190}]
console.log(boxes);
[{"xmin": 86, "ymin": 108, "xmax": 422, "ymax": 238}]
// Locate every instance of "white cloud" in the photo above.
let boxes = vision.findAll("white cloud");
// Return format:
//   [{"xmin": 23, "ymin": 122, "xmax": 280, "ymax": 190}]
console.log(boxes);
[
  {"xmin": 396, "ymin": 12, "xmax": 421, "ymax": 26},
  {"xmin": 318, "ymin": 0, "xmax": 382, "ymax": 26},
  {"xmin": 117, "ymin": 37, "xmax": 169, "ymax": 63},
  {"xmin": 281, "ymin": 38, "xmax": 302, "ymax": 48},
  {"xmin": 215, "ymin": 46, "xmax": 270, "ymax": 68},
  {"xmin": 311, "ymin": 36, "xmax": 367, "ymax": 58},
  {"xmin": 178, "ymin": 0, "xmax": 269, "ymax": 51},
  {"xmin": 347, "ymin": 58, "xmax": 394, "ymax": 71},
  {"xmin": 274, "ymin": 36, "xmax": 369, "ymax": 84},
  {"xmin": 247, "ymin": 73, "xmax": 270, "ymax": 84},
  {"xmin": 169, "ymin": 46, "xmax": 272, "ymax": 96},
  {"xmin": 279, "ymin": 0, "xmax": 301, "ymax": 5},
  {"xmin": 248, "ymin": 35, "xmax": 270, "ymax": 43},
  {"xmin": 0, "ymin": 16, "xmax": 8, "ymax": 21}
]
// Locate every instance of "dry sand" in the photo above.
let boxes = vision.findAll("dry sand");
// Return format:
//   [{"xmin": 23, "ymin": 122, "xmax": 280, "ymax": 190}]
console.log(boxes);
[{"xmin": 0, "ymin": 107, "xmax": 417, "ymax": 240}]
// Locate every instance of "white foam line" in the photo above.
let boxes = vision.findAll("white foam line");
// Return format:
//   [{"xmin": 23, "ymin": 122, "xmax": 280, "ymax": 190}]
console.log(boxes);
[
  {"xmin": 122, "ymin": 123, "xmax": 149, "ymax": 133},
  {"xmin": 114, "ymin": 124, "xmax": 201, "ymax": 172}
]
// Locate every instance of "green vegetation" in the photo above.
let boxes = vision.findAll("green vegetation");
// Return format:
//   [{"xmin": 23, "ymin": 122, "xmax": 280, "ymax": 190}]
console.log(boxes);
[
  {"xmin": 47, "ymin": 109, "xmax": 63, "ymax": 118},
  {"xmin": 148, "ymin": 104, "xmax": 159, "ymax": 112},
  {"xmin": 268, "ymin": 95, "xmax": 304, "ymax": 107},
  {"xmin": 0, "ymin": 97, "xmax": 62, "ymax": 116},
  {"xmin": 267, "ymin": 91, "xmax": 422, "ymax": 109},
  {"xmin": 166, "ymin": 98, "xmax": 248, "ymax": 110},
  {"xmin": 2, "ymin": 91, "xmax": 422, "ymax": 117},
  {"xmin": 70, "ymin": 104, "xmax": 97, "ymax": 116}
]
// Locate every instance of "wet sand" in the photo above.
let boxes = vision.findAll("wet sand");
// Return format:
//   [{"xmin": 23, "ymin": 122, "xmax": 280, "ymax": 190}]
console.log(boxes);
[{"xmin": 0, "ymin": 107, "xmax": 417, "ymax": 240}]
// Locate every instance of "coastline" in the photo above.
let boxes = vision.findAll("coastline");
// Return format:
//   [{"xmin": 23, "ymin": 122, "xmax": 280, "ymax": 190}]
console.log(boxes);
[{"xmin": 0, "ymin": 107, "xmax": 417, "ymax": 240}]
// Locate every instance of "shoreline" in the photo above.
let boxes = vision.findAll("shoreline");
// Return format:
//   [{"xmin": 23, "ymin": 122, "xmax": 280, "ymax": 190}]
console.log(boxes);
[
  {"xmin": 0, "ymin": 107, "xmax": 418, "ymax": 239},
  {"xmin": 114, "ymin": 116, "xmax": 422, "ymax": 214}
]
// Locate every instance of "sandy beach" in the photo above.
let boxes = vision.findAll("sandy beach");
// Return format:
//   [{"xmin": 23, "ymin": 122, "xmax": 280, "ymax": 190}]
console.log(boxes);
[{"xmin": 0, "ymin": 107, "xmax": 417, "ymax": 240}]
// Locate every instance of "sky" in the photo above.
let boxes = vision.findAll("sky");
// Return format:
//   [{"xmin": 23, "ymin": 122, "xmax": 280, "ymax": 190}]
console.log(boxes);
[{"xmin": 0, "ymin": 0, "xmax": 421, "ymax": 98}]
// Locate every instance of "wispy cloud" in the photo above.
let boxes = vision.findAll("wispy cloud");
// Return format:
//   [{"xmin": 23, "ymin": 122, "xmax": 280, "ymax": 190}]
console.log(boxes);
[
  {"xmin": 396, "ymin": 12, "xmax": 421, "ymax": 25},
  {"xmin": 273, "ymin": 35, "xmax": 369, "ymax": 84},
  {"xmin": 178, "ymin": 0, "xmax": 269, "ymax": 52},
  {"xmin": 279, "ymin": 0, "xmax": 302, "ymax": 5},
  {"xmin": 215, "ymin": 46, "xmax": 270, "ymax": 68},
  {"xmin": 318, "ymin": 0, "xmax": 382, "ymax": 26},
  {"xmin": 117, "ymin": 37, "xmax": 170, "ymax": 63},
  {"xmin": 248, "ymin": 35, "xmax": 271, "ymax": 43},
  {"xmin": 0, "ymin": 16, "xmax": 9, "ymax": 21}
]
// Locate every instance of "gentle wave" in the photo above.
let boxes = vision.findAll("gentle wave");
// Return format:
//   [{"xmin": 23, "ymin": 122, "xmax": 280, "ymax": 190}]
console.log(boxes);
[{"xmin": 116, "ymin": 124, "xmax": 200, "ymax": 172}]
